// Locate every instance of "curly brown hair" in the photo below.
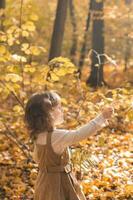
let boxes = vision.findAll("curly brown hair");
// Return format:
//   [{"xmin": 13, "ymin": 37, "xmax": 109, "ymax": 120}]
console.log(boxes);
[{"xmin": 24, "ymin": 90, "xmax": 61, "ymax": 142}]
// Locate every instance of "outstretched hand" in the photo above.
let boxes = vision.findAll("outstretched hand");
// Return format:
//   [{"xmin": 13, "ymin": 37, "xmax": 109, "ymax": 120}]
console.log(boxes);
[{"xmin": 101, "ymin": 106, "xmax": 114, "ymax": 119}]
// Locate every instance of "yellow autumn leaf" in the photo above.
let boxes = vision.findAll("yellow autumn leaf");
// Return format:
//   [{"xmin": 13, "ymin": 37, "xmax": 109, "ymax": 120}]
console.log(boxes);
[
  {"xmin": 30, "ymin": 169, "xmax": 38, "ymax": 180},
  {"xmin": 79, "ymin": 139, "xmax": 87, "ymax": 146},
  {"xmin": 61, "ymin": 98, "xmax": 68, "ymax": 105},
  {"xmin": 54, "ymin": 68, "xmax": 67, "ymax": 76},
  {"xmin": 30, "ymin": 14, "xmax": 39, "ymax": 21},
  {"xmin": 50, "ymin": 73, "xmax": 59, "ymax": 81},
  {"xmin": 22, "ymin": 21, "xmax": 36, "ymax": 32},
  {"xmin": 24, "ymin": 64, "xmax": 36, "ymax": 73},
  {"xmin": 5, "ymin": 73, "xmax": 23, "ymax": 82},
  {"xmin": 125, "ymin": 184, "xmax": 133, "ymax": 194},
  {"xmin": 0, "ymin": 45, "xmax": 6, "ymax": 54},
  {"xmin": 7, "ymin": 38, "xmax": 14, "ymax": 46},
  {"xmin": 98, "ymin": 136, "xmax": 105, "ymax": 146},
  {"xmin": 21, "ymin": 43, "xmax": 29, "ymax": 51},
  {"xmin": 7, "ymin": 65, "xmax": 21, "ymax": 74},
  {"xmin": 67, "ymin": 67, "xmax": 77, "ymax": 73},
  {"xmin": 22, "ymin": 30, "xmax": 29, "ymax": 37},
  {"xmin": 12, "ymin": 54, "xmax": 27, "ymax": 62},
  {"xmin": 0, "ymin": 34, "xmax": 6, "ymax": 42},
  {"xmin": 13, "ymin": 105, "xmax": 22, "ymax": 113},
  {"xmin": 30, "ymin": 46, "xmax": 40, "ymax": 56},
  {"xmin": 67, "ymin": 119, "xmax": 78, "ymax": 128},
  {"xmin": 16, "ymin": 40, "xmax": 20, "ymax": 44},
  {"xmin": 25, "ymin": 49, "xmax": 31, "ymax": 55}
]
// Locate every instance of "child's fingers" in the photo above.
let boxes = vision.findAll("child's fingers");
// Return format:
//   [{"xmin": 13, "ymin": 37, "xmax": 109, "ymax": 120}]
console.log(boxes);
[
  {"xmin": 107, "ymin": 107, "xmax": 114, "ymax": 115},
  {"xmin": 110, "ymin": 100, "xmax": 119, "ymax": 109},
  {"xmin": 102, "ymin": 106, "xmax": 114, "ymax": 112}
]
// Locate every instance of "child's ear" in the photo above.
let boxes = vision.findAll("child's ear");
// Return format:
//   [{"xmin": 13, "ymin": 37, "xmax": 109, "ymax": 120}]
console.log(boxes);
[
  {"xmin": 51, "ymin": 106, "xmax": 55, "ymax": 112},
  {"xmin": 50, "ymin": 107, "xmax": 55, "ymax": 115}
]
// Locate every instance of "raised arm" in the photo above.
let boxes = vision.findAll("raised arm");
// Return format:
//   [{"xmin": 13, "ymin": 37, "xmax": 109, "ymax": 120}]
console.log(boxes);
[
  {"xmin": 60, "ymin": 113, "xmax": 108, "ymax": 147},
  {"xmin": 52, "ymin": 112, "xmax": 111, "ymax": 155}
]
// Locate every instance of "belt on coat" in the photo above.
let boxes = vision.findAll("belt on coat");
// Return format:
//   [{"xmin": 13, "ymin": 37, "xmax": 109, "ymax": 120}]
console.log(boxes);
[{"xmin": 40, "ymin": 163, "xmax": 73, "ymax": 174}]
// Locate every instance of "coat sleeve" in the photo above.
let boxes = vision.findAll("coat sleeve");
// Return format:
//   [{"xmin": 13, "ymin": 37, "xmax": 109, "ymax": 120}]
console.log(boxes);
[{"xmin": 52, "ymin": 113, "xmax": 109, "ymax": 154}]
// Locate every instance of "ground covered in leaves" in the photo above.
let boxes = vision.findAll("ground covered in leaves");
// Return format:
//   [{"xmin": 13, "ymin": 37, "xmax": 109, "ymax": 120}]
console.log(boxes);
[
  {"xmin": 0, "ymin": 83, "xmax": 132, "ymax": 200},
  {"xmin": 0, "ymin": 0, "xmax": 133, "ymax": 199}
]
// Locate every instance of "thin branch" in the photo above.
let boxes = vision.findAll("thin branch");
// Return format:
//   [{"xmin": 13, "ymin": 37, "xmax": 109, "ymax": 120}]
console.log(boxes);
[
  {"xmin": 1, "ymin": 122, "xmax": 33, "ymax": 160},
  {"xmin": 0, "ymin": 80, "xmax": 25, "ymax": 109},
  {"xmin": 79, "ymin": 0, "xmax": 92, "ymax": 70},
  {"xmin": 19, "ymin": 0, "xmax": 23, "ymax": 28},
  {"xmin": 69, "ymin": 0, "xmax": 78, "ymax": 64}
]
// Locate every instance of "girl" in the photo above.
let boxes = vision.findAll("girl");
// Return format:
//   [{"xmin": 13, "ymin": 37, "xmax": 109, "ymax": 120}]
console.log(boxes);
[{"xmin": 24, "ymin": 90, "xmax": 114, "ymax": 200}]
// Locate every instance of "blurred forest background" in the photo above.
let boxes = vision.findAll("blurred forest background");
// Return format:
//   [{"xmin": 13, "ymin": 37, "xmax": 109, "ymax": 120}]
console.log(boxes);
[{"xmin": 0, "ymin": 0, "xmax": 133, "ymax": 199}]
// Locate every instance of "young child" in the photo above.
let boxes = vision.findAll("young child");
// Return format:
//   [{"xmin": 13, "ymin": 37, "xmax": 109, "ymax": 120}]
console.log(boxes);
[{"xmin": 24, "ymin": 90, "xmax": 114, "ymax": 200}]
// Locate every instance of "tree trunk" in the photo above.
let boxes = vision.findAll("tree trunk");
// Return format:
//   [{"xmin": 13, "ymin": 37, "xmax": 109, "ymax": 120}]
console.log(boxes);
[
  {"xmin": 124, "ymin": 0, "xmax": 132, "ymax": 71},
  {"xmin": 78, "ymin": 0, "xmax": 92, "ymax": 73},
  {"xmin": 69, "ymin": 0, "xmax": 78, "ymax": 64},
  {"xmin": 48, "ymin": 0, "xmax": 68, "ymax": 61},
  {"xmin": 0, "ymin": 0, "xmax": 6, "ymax": 30},
  {"xmin": 0, "ymin": 0, "xmax": 5, "ymax": 8},
  {"xmin": 125, "ymin": 0, "xmax": 132, "ymax": 4},
  {"xmin": 86, "ymin": 0, "xmax": 105, "ymax": 87}
]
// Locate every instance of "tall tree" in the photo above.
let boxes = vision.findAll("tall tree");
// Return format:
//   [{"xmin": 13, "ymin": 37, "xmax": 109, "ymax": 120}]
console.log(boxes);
[
  {"xmin": 48, "ymin": 0, "xmax": 68, "ymax": 61},
  {"xmin": 125, "ymin": 0, "xmax": 133, "ymax": 3},
  {"xmin": 124, "ymin": 0, "xmax": 133, "ymax": 71},
  {"xmin": 69, "ymin": 0, "xmax": 78, "ymax": 64},
  {"xmin": 86, "ymin": 0, "xmax": 105, "ymax": 87},
  {"xmin": 78, "ymin": 0, "xmax": 92, "ymax": 74},
  {"xmin": 0, "ymin": 0, "xmax": 5, "ymax": 8},
  {"xmin": 0, "ymin": 0, "xmax": 6, "ymax": 30}
]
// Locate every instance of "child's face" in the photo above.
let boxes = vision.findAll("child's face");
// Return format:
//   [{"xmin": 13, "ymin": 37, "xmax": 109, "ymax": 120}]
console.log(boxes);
[{"xmin": 51, "ymin": 101, "xmax": 64, "ymax": 125}]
